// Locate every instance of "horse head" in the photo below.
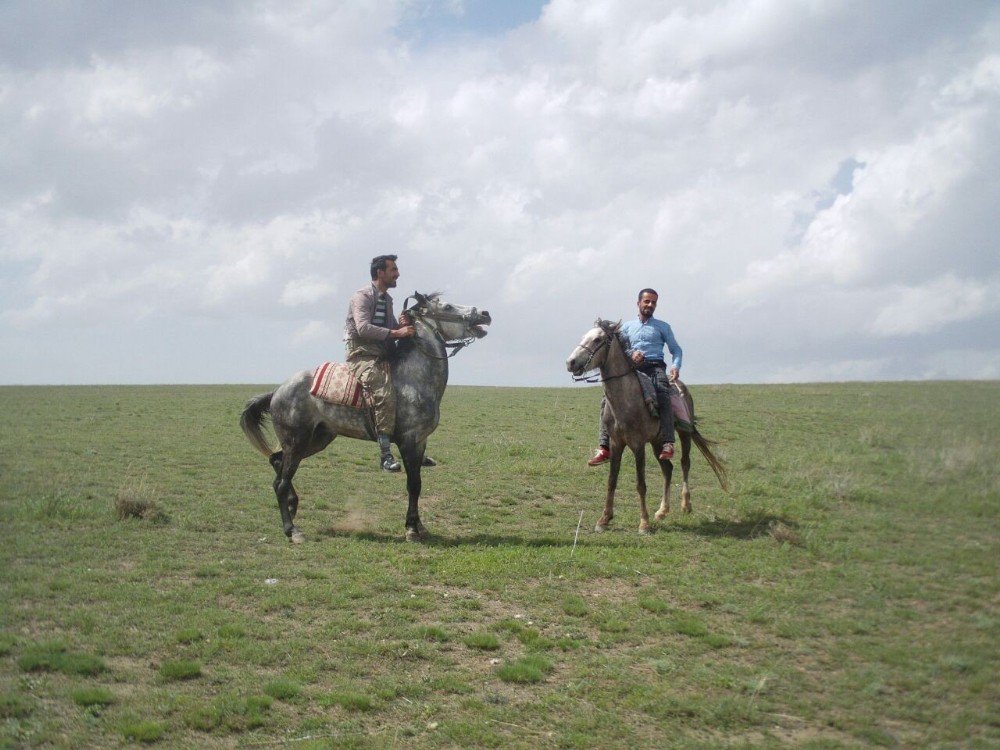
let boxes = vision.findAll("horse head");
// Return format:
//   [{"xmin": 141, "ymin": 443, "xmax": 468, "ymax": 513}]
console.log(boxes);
[
  {"xmin": 404, "ymin": 291, "xmax": 492, "ymax": 344},
  {"xmin": 566, "ymin": 319, "xmax": 623, "ymax": 376}
]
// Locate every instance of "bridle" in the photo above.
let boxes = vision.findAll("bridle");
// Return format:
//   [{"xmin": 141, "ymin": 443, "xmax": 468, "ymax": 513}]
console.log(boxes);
[
  {"xmin": 571, "ymin": 329, "xmax": 634, "ymax": 383},
  {"xmin": 402, "ymin": 295, "xmax": 483, "ymax": 360}
]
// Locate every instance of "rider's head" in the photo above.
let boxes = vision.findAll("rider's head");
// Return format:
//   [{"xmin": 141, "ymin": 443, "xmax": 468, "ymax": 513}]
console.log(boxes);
[
  {"xmin": 370, "ymin": 255, "xmax": 400, "ymax": 288},
  {"xmin": 637, "ymin": 288, "xmax": 658, "ymax": 320}
]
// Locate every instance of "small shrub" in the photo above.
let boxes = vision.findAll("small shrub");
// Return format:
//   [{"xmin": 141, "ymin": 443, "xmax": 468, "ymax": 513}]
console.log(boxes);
[
  {"xmin": 0, "ymin": 692, "xmax": 33, "ymax": 718},
  {"xmin": 319, "ymin": 691, "xmax": 375, "ymax": 712},
  {"xmin": 561, "ymin": 596, "xmax": 588, "ymax": 617},
  {"xmin": 417, "ymin": 625, "xmax": 450, "ymax": 642},
  {"xmin": 671, "ymin": 615, "xmax": 708, "ymax": 638},
  {"xmin": 218, "ymin": 625, "xmax": 246, "ymax": 639},
  {"xmin": 497, "ymin": 655, "xmax": 554, "ymax": 684},
  {"xmin": 71, "ymin": 687, "xmax": 116, "ymax": 707},
  {"xmin": 769, "ymin": 521, "xmax": 803, "ymax": 546},
  {"xmin": 175, "ymin": 628, "xmax": 203, "ymax": 644},
  {"xmin": 702, "ymin": 633, "xmax": 733, "ymax": 649},
  {"xmin": 264, "ymin": 679, "xmax": 300, "ymax": 700},
  {"xmin": 463, "ymin": 632, "xmax": 501, "ymax": 651},
  {"xmin": 159, "ymin": 660, "xmax": 202, "ymax": 681},
  {"xmin": 115, "ymin": 475, "xmax": 167, "ymax": 522},
  {"xmin": 638, "ymin": 596, "xmax": 670, "ymax": 614},
  {"xmin": 121, "ymin": 720, "xmax": 166, "ymax": 743},
  {"xmin": 18, "ymin": 642, "xmax": 106, "ymax": 676}
]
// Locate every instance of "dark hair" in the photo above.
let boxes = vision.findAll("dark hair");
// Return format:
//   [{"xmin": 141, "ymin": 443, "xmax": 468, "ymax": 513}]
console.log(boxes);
[
  {"xmin": 637, "ymin": 288, "xmax": 658, "ymax": 301},
  {"xmin": 370, "ymin": 254, "xmax": 398, "ymax": 280}
]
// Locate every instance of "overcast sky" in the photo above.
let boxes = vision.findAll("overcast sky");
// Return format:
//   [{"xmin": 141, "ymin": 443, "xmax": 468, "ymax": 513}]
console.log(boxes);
[{"xmin": 1, "ymin": 0, "xmax": 998, "ymax": 386}]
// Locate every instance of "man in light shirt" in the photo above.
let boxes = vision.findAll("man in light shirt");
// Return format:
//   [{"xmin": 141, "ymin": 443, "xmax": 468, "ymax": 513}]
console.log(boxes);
[{"xmin": 588, "ymin": 288, "xmax": 682, "ymax": 466}]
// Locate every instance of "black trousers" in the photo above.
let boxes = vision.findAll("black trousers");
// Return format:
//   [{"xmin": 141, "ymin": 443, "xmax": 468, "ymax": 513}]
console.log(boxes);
[{"xmin": 597, "ymin": 361, "xmax": 675, "ymax": 447}]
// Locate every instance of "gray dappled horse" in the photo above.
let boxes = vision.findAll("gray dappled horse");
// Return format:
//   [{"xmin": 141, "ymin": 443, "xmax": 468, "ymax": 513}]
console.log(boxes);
[
  {"xmin": 566, "ymin": 319, "xmax": 727, "ymax": 534},
  {"xmin": 241, "ymin": 292, "xmax": 491, "ymax": 543}
]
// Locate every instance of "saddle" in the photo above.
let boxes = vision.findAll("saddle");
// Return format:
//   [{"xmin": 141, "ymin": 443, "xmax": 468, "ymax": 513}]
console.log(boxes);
[
  {"xmin": 635, "ymin": 372, "xmax": 695, "ymax": 432},
  {"xmin": 310, "ymin": 362, "xmax": 364, "ymax": 408}
]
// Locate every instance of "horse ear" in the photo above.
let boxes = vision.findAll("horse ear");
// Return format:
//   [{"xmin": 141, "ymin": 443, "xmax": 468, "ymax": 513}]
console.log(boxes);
[{"xmin": 413, "ymin": 291, "xmax": 427, "ymax": 305}]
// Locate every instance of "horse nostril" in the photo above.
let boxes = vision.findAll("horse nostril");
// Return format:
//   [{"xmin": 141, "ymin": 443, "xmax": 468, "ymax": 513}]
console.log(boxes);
[{"xmin": 481, "ymin": 310, "xmax": 491, "ymax": 322}]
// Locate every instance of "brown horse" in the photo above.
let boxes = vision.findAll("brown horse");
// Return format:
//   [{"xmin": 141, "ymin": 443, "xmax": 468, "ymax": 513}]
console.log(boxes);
[{"xmin": 566, "ymin": 319, "xmax": 727, "ymax": 534}]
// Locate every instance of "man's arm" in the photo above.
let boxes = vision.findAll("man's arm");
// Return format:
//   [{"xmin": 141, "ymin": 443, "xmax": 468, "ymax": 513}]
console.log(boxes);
[{"xmin": 661, "ymin": 322, "xmax": 682, "ymax": 379}]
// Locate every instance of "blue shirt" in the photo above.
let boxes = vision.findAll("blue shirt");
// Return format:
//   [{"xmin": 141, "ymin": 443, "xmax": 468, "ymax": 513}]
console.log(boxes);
[{"xmin": 621, "ymin": 317, "xmax": 682, "ymax": 370}]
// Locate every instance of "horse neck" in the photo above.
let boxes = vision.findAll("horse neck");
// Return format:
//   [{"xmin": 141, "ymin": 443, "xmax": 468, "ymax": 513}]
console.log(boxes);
[
  {"xmin": 601, "ymin": 335, "xmax": 641, "ymax": 403},
  {"xmin": 393, "ymin": 318, "xmax": 448, "ymax": 397}
]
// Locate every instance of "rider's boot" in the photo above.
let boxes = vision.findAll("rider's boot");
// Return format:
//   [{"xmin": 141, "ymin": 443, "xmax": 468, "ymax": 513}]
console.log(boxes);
[{"xmin": 378, "ymin": 435, "xmax": 401, "ymax": 472}]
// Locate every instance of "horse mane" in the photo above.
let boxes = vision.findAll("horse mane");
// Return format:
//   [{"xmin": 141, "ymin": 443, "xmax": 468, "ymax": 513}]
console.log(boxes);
[
  {"xmin": 405, "ymin": 291, "xmax": 443, "ymax": 313},
  {"xmin": 594, "ymin": 319, "xmax": 628, "ymax": 353}
]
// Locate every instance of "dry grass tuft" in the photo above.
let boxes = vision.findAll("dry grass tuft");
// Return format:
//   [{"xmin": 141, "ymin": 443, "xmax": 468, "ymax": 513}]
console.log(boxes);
[
  {"xmin": 769, "ymin": 520, "xmax": 803, "ymax": 547},
  {"xmin": 115, "ymin": 476, "xmax": 167, "ymax": 523}
]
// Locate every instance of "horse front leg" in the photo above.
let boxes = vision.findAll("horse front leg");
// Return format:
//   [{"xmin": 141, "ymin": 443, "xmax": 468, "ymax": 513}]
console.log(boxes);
[
  {"xmin": 654, "ymin": 452, "xmax": 674, "ymax": 522},
  {"xmin": 399, "ymin": 440, "xmax": 428, "ymax": 542},
  {"xmin": 679, "ymin": 432, "xmax": 692, "ymax": 513},
  {"xmin": 273, "ymin": 450, "xmax": 305, "ymax": 544},
  {"xmin": 634, "ymin": 445, "xmax": 651, "ymax": 534},
  {"xmin": 596, "ymin": 443, "xmax": 624, "ymax": 532}
]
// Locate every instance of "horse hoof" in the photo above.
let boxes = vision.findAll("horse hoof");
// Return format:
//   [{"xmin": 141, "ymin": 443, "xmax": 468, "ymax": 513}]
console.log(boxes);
[
  {"xmin": 654, "ymin": 509, "xmax": 668, "ymax": 521},
  {"xmin": 405, "ymin": 529, "xmax": 425, "ymax": 543},
  {"xmin": 682, "ymin": 504, "xmax": 692, "ymax": 514},
  {"xmin": 594, "ymin": 524, "xmax": 607, "ymax": 533},
  {"xmin": 290, "ymin": 530, "xmax": 306, "ymax": 544},
  {"xmin": 639, "ymin": 526, "xmax": 652, "ymax": 535}
]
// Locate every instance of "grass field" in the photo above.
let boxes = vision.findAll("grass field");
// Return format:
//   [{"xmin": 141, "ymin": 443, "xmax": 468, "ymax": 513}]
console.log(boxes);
[{"xmin": 0, "ymin": 381, "xmax": 997, "ymax": 748}]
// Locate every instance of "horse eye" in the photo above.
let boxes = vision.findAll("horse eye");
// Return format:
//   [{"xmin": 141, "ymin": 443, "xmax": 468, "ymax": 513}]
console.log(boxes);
[{"xmin": 444, "ymin": 304, "xmax": 453, "ymax": 311}]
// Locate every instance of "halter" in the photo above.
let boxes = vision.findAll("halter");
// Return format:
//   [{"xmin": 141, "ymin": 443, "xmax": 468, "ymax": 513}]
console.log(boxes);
[
  {"xmin": 402, "ymin": 293, "xmax": 482, "ymax": 360},
  {"xmin": 571, "ymin": 329, "xmax": 634, "ymax": 383}
]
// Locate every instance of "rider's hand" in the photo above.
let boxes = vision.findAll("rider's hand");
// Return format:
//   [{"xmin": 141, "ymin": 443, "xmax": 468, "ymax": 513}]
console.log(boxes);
[
  {"xmin": 391, "ymin": 325, "xmax": 416, "ymax": 338},
  {"xmin": 669, "ymin": 366, "xmax": 679, "ymax": 382},
  {"xmin": 631, "ymin": 351, "xmax": 645, "ymax": 364}
]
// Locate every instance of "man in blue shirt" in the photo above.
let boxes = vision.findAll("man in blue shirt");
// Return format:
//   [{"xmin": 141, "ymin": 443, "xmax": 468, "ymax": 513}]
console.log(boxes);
[{"xmin": 588, "ymin": 288, "xmax": 682, "ymax": 465}]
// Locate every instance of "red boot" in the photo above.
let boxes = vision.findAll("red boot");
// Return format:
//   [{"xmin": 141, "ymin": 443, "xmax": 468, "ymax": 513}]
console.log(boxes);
[
  {"xmin": 658, "ymin": 443, "xmax": 675, "ymax": 460},
  {"xmin": 587, "ymin": 446, "xmax": 611, "ymax": 466}
]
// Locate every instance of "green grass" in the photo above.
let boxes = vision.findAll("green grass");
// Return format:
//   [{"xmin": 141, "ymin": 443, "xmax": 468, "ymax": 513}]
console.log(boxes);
[
  {"xmin": 70, "ymin": 687, "xmax": 116, "ymax": 707},
  {"xmin": 0, "ymin": 381, "xmax": 998, "ymax": 747}
]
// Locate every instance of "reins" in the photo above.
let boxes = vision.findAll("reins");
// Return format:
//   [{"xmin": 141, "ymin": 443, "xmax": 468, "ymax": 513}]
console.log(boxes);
[{"xmin": 402, "ymin": 295, "xmax": 480, "ymax": 360}]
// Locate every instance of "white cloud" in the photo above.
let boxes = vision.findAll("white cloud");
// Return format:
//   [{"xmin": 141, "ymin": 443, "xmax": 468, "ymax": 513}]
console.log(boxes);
[
  {"xmin": 0, "ymin": 1, "xmax": 997, "ymax": 385},
  {"xmin": 281, "ymin": 276, "xmax": 336, "ymax": 306},
  {"xmin": 870, "ymin": 274, "xmax": 1000, "ymax": 337}
]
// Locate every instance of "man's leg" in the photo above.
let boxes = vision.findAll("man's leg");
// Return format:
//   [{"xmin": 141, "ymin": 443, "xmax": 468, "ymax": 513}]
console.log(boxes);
[
  {"xmin": 652, "ymin": 367, "xmax": 675, "ymax": 459},
  {"xmin": 588, "ymin": 397, "xmax": 611, "ymax": 466},
  {"xmin": 350, "ymin": 357, "xmax": 400, "ymax": 471}
]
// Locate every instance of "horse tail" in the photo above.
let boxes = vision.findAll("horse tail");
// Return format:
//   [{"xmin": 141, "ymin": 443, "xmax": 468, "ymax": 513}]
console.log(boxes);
[
  {"xmin": 690, "ymin": 428, "xmax": 729, "ymax": 493},
  {"xmin": 241, "ymin": 392, "xmax": 275, "ymax": 458}
]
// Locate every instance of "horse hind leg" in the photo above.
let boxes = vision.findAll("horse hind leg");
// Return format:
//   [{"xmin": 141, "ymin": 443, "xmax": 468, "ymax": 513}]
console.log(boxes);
[
  {"xmin": 635, "ymin": 446, "xmax": 651, "ymax": 535},
  {"xmin": 274, "ymin": 450, "xmax": 306, "ymax": 543},
  {"xmin": 268, "ymin": 450, "xmax": 299, "ymax": 521},
  {"xmin": 654, "ymin": 453, "xmax": 674, "ymax": 521},
  {"xmin": 680, "ymin": 432, "xmax": 693, "ymax": 514}
]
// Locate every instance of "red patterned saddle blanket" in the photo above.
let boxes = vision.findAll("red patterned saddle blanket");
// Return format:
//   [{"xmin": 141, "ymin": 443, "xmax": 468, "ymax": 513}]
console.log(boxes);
[{"xmin": 310, "ymin": 362, "xmax": 364, "ymax": 408}]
